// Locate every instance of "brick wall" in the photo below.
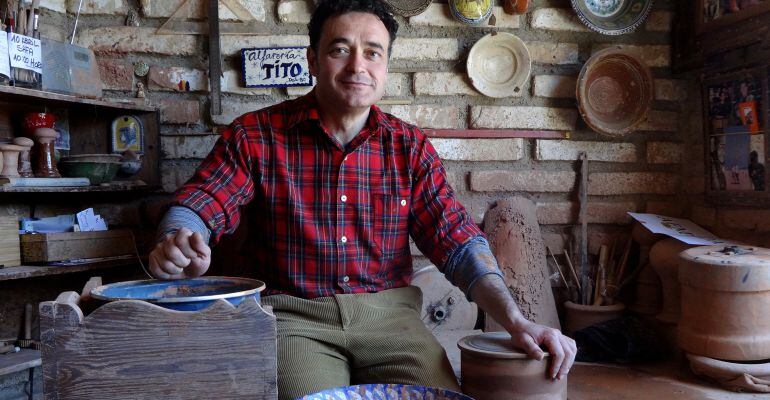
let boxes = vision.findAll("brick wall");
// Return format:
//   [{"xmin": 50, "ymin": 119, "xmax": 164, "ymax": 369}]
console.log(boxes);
[{"xmin": 41, "ymin": 0, "xmax": 697, "ymax": 261}]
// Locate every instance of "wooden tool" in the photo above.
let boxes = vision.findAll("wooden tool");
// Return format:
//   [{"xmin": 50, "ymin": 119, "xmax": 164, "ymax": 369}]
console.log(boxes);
[
  {"xmin": 594, "ymin": 245, "xmax": 609, "ymax": 306},
  {"xmin": 576, "ymin": 152, "xmax": 589, "ymax": 304}
]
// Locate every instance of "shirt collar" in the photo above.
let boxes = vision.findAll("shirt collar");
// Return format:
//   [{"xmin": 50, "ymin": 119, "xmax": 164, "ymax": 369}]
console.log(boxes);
[{"xmin": 287, "ymin": 89, "xmax": 396, "ymax": 134}]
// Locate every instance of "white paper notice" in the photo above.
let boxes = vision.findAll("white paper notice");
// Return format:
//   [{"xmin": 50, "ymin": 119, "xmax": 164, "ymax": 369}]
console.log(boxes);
[
  {"xmin": 628, "ymin": 212, "xmax": 727, "ymax": 245},
  {"xmin": 0, "ymin": 33, "xmax": 10, "ymax": 79},
  {"xmin": 8, "ymin": 33, "xmax": 42, "ymax": 74}
]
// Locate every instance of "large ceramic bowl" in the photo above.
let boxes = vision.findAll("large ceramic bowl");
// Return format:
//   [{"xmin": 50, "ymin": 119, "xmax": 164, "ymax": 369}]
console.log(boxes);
[
  {"xmin": 577, "ymin": 46, "xmax": 653, "ymax": 138},
  {"xmin": 467, "ymin": 32, "xmax": 531, "ymax": 98},
  {"xmin": 300, "ymin": 384, "xmax": 474, "ymax": 400},
  {"xmin": 59, "ymin": 154, "xmax": 123, "ymax": 184},
  {"xmin": 90, "ymin": 276, "xmax": 266, "ymax": 311},
  {"xmin": 570, "ymin": 0, "xmax": 654, "ymax": 35}
]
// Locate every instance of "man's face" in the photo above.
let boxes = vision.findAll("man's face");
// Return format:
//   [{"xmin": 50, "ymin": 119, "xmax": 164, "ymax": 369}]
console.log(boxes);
[{"xmin": 307, "ymin": 12, "xmax": 390, "ymax": 113}]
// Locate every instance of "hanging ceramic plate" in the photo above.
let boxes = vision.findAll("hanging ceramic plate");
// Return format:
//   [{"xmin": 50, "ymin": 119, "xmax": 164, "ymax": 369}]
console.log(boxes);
[
  {"xmin": 449, "ymin": 0, "xmax": 493, "ymax": 25},
  {"xmin": 467, "ymin": 32, "xmax": 531, "ymax": 98},
  {"xmin": 576, "ymin": 46, "xmax": 654, "ymax": 137},
  {"xmin": 383, "ymin": 0, "xmax": 432, "ymax": 17},
  {"xmin": 570, "ymin": 0, "xmax": 654, "ymax": 35}
]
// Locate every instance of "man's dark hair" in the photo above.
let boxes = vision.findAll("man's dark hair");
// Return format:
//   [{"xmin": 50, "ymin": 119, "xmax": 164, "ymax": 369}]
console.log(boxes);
[{"xmin": 308, "ymin": 0, "xmax": 399, "ymax": 56}]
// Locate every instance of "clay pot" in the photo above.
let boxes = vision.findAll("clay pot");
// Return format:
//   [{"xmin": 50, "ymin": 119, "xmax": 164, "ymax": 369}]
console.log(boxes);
[
  {"xmin": 22, "ymin": 113, "xmax": 56, "ymax": 137},
  {"xmin": 563, "ymin": 301, "xmax": 625, "ymax": 334},
  {"xmin": 458, "ymin": 332, "xmax": 567, "ymax": 400},
  {"xmin": 678, "ymin": 245, "xmax": 770, "ymax": 361},
  {"xmin": 687, "ymin": 353, "xmax": 770, "ymax": 393},
  {"xmin": 629, "ymin": 262, "xmax": 662, "ymax": 316},
  {"xmin": 648, "ymin": 239, "xmax": 694, "ymax": 324},
  {"xmin": 32, "ymin": 128, "xmax": 60, "ymax": 178}
]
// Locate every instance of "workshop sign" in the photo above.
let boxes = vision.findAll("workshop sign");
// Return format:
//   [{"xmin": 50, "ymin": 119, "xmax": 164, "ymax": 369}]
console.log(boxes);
[
  {"xmin": 241, "ymin": 47, "xmax": 313, "ymax": 88},
  {"xmin": 8, "ymin": 33, "xmax": 42, "ymax": 74}
]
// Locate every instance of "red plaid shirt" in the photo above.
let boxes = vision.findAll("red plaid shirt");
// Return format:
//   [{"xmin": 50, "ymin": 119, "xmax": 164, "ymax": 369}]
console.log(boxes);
[{"xmin": 174, "ymin": 93, "xmax": 483, "ymax": 298}]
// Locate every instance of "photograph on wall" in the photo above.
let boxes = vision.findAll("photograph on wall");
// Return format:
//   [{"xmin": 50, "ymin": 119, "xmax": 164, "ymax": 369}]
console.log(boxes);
[{"xmin": 722, "ymin": 126, "xmax": 753, "ymax": 191}]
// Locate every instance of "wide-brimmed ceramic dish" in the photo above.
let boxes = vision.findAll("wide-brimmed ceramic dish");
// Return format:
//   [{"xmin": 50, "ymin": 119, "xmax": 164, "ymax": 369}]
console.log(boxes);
[
  {"xmin": 577, "ymin": 46, "xmax": 653, "ymax": 137},
  {"xmin": 570, "ymin": 0, "xmax": 654, "ymax": 35},
  {"xmin": 449, "ymin": 0, "xmax": 493, "ymax": 25},
  {"xmin": 467, "ymin": 32, "xmax": 531, "ymax": 98},
  {"xmin": 91, "ymin": 277, "xmax": 266, "ymax": 311},
  {"xmin": 384, "ymin": 0, "xmax": 432, "ymax": 17},
  {"xmin": 300, "ymin": 384, "xmax": 474, "ymax": 400}
]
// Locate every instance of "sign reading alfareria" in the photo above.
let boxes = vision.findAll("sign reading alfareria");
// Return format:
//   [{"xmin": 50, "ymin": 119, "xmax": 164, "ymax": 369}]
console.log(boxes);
[{"xmin": 241, "ymin": 47, "xmax": 313, "ymax": 88}]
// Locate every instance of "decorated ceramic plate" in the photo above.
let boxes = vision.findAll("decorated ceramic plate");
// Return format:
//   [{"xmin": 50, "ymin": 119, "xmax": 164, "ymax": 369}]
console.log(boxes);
[
  {"xmin": 384, "ymin": 0, "xmax": 432, "ymax": 17},
  {"xmin": 467, "ymin": 32, "xmax": 531, "ymax": 98},
  {"xmin": 300, "ymin": 384, "xmax": 474, "ymax": 400},
  {"xmin": 449, "ymin": 0, "xmax": 493, "ymax": 25},
  {"xmin": 570, "ymin": 0, "xmax": 654, "ymax": 35},
  {"xmin": 91, "ymin": 277, "xmax": 266, "ymax": 311}
]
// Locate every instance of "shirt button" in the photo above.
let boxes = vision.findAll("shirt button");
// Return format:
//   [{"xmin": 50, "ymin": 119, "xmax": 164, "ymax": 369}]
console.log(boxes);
[
  {"xmin": 341, "ymin": 195, "xmax": 347, "ymax": 202},
  {"xmin": 400, "ymin": 199, "xmax": 407, "ymax": 206},
  {"xmin": 341, "ymin": 236, "xmax": 347, "ymax": 243},
  {"xmin": 342, "ymin": 275, "xmax": 350, "ymax": 283},
  {"xmin": 344, "ymin": 155, "xmax": 348, "ymax": 161}
]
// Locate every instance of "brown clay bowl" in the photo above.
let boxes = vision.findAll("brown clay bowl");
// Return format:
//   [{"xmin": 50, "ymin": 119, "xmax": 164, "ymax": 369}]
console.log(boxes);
[{"xmin": 577, "ymin": 47, "xmax": 653, "ymax": 138}]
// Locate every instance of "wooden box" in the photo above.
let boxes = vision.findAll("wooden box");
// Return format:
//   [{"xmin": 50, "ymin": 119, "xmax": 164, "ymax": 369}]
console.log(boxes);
[
  {"xmin": 0, "ymin": 217, "xmax": 21, "ymax": 267},
  {"xmin": 19, "ymin": 230, "xmax": 134, "ymax": 263}
]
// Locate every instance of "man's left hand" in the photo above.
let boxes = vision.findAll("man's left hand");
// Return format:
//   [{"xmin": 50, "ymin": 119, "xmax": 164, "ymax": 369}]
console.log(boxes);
[{"xmin": 507, "ymin": 318, "xmax": 576, "ymax": 380}]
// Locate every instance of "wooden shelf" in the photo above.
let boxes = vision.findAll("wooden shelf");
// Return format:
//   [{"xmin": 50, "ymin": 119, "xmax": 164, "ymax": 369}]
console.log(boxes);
[
  {"xmin": 0, "ymin": 349, "xmax": 41, "ymax": 376},
  {"xmin": 0, "ymin": 181, "xmax": 159, "ymax": 193},
  {"xmin": 0, "ymin": 257, "xmax": 139, "ymax": 281},
  {"xmin": 0, "ymin": 86, "xmax": 156, "ymax": 112}
]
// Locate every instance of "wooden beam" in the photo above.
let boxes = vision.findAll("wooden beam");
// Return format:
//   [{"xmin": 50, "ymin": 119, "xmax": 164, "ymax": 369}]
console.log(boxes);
[{"xmin": 424, "ymin": 129, "xmax": 568, "ymax": 139}]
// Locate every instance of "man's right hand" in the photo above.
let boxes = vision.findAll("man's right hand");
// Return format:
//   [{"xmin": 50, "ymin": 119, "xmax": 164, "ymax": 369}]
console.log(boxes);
[{"xmin": 149, "ymin": 227, "xmax": 211, "ymax": 279}]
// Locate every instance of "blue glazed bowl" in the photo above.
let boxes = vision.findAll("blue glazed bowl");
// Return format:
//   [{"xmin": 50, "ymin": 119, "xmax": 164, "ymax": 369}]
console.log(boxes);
[
  {"xmin": 90, "ymin": 276, "xmax": 266, "ymax": 311},
  {"xmin": 299, "ymin": 384, "xmax": 475, "ymax": 400}
]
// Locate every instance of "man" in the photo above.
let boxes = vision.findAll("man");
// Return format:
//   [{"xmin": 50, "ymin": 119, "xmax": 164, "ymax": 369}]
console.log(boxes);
[{"xmin": 150, "ymin": 1, "xmax": 575, "ymax": 398}]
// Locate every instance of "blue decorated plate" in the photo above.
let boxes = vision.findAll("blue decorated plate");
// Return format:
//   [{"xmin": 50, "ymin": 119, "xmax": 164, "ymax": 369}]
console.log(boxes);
[
  {"xmin": 300, "ymin": 384, "xmax": 475, "ymax": 400},
  {"xmin": 570, "ymin": 0, "xmax": 653, "ymax": 35},
  {"xmin": 90, "ymin": 276, "xmax": 265, "ymax": 311}
]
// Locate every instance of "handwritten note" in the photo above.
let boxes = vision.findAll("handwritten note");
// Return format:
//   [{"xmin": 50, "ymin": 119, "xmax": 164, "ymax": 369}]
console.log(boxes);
[
  {"xmin": 8, "ymin": 33, "xmax": 42, "ymax": 74},
  {"xmin": 241, "ymin": 47, "xmax": 312, "ymax": 88},
  {"xmin": 0, "ymin": 33, "xmax": 10, "ymax": 79}
]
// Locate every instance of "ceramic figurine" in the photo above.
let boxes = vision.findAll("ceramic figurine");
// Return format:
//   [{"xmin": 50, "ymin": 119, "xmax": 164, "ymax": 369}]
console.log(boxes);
[{"xmin": 136, "ymin": 82, "xmax": 146, "ymax": 99}]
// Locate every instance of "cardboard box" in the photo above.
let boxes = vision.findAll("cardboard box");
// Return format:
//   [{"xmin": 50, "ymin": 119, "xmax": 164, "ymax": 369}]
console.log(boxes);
[{"xmin": 20, "ymin": 229, "xmax": 135, "ymax": 263}]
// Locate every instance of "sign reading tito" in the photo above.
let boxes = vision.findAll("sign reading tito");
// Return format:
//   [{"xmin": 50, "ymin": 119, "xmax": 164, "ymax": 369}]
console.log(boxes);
[{"xmin": 241, "ymin": 47, "xmax": 313, "ymax": 88}]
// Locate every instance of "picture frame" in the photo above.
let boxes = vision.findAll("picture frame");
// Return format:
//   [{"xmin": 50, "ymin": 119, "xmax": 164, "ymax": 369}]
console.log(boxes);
[
  {"xmin": 110, "ymin": 115, "xmax": 145, "ymax": 154},
  {"xmin": 702, "ymin": 66, "xmax": 770, "ymax": 205}
]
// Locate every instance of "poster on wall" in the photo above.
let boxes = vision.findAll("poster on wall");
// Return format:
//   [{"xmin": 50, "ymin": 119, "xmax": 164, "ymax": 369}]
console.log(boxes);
[
  {"xmin": 241, "ymin": 47, "xmax": 313, "ymax": 88},
  {"xmin": 0, "ymin": 33, "xmax": 10, "ymax": 80}
]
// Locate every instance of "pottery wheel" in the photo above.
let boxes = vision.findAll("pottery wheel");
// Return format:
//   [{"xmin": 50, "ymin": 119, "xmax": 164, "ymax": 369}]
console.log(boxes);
[{"xmin": 411, "ymin": 265, "xmax": 478, "ymax": 331}]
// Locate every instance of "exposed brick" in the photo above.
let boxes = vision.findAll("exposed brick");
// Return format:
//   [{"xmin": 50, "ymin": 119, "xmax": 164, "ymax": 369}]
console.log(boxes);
[
  {"xmin": 542, "ymin": 233, "xmax": 567, "ymax": 255},
  {"xmin": 385, "ymin": 73, "xmax": 407, "ymax": 97},
  {"xmin": 161, "ymin": 160, "xmax": 201, "ymax": 193},
  {"xmin": 97, "ymin": 59, "xmax": 134, "ymax": 91},
  {"xmin": 160, "ymin": 99, "xmax": 201, "ymax": 124},
  {"xmin": 429, "ymin": 138, "xmax": 523, "ymax": 161},
  {"xmin": 644, "ymin": 201, "xmax": 684, "ymax": 217},
  {"xmin": 222, "ymin": 70, "xmax": 272, "ymax": 95},
  {"xmin": 588, "ymin": 172, "xmax": 679, "ymax": 195},
  {"xmin": 92, "ymin": 203, "xmax": 142, "ymax": 227},
  {"xmin": 533, "ymin": 75, "xmax": 577, "ymax": 98},
  {"xmin": 277, "ymin": 0, "xmax": 313, "ymax": 24},
  {"xmin": 211, "ymin": 100, "xmax": 276, "ymax": 126},
  {"xmin": 148, "ymin": 66, "xmax": 208, "ymax": 92},
  {"xmin": 78, "ymin": 27, "xmax": 197, "ymax": 56},
  {"xmin": 527, "ymin": 41, "xmax": 579, "ymax": 65},
  {"xmin": 587, "ymin": 226, "xmax": 631, "ymax": 255},
  {"xmin": 591, "ymin": 44, "xmax": 671, "ymax": 68},
  {"xmin": 221, "ymin": 35, "xmax": 308, "ymax": 58},
  {"xmin": 161, "ymin": 135, "xmax": 219, "ymax": 159},
  {"xmin": 470, "ymin": 171, "xmax": 576, "ymax": 192},
  {"xmin": 410, "ymin": 4, "xmax": 520, "ymax": 28},
  {"xmin": 647, "ymin": 142, "xmax": 682, "ymax": 164},
  {"xmin": 67, "ymin": 0, "xmax": 127, "ymax": 14},
  {"xmin": 445, "ymin": 171, "xmax": 464, "ymax": 191},
  {"xmin": 140, "ymin": 0, "xmax": 266, "ymax": 21},
  {"xmin": 718, "ymin": 209, "xmax": 770, "ymax": 232},
  {"xmin": 392, "ymin": 38, "xmax": 460, "ymax": 61},
  {"xmin": 287, "ymin": 86, "xmax": 313, "ymax": 97},
  {"xmin": 655, "ymin": 79, "xmax": 687, "ymax": 102},
  {"xmin": 382, "ymin": 105, "xmax": 460, "ymax": 129},
  {"xmin": 536, "ymin": 140, "xmax": 637, "ymax": 163},
  {"xmin": 684, "ymin": 175, "xmax": 705, "ymax": 195},
  {"xmin": 690, "ymin": 205, "xmax": 717, "ymax": 228},
  {"xmin": 414, "ymin": 72, "xmax": 478, "ymax": 96},
  {"xmin": 537, "ymin": 201, "xmax": 636, "ymax": 225},
  {"xmin": 41, "ymin": 0, "xmax": 66, "ymax": 13},
  {"xmin": 646, "ymin": 11, "xmax": 673, "ymax": 32},
  {"xmin": 637, "ymin": 110, "xmax": 679, "ymax": 132},
  {"xmin": 469, "ymin": 106, "xmax": 578, "ymax": 131},
  {"xmin": 531, "ymin": 8, "xmax": 590, "ymax": 32}
]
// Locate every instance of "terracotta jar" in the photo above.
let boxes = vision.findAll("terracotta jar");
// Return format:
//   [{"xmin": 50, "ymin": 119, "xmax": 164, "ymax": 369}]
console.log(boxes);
[
  {"xmin": 458, "ymin": 332, "xmax": 567, "ymax": 400},
  {"xmin": 687, "ymin": 353, "xmax": 770, "ymax": 393},
  {"xmin": 648, "ymin": 238, "xmax": 694, "ymax": 324},
  {"xmin": 563, "ymin": 301, "xmax": 625, "ymax": 334},
  {"xmin": 32, "ymin": 128, "xmax": 60, "ymax": 178},
  {"xmin": 678, "ymin": 245, "xmax": 770, "ymax": 361}
]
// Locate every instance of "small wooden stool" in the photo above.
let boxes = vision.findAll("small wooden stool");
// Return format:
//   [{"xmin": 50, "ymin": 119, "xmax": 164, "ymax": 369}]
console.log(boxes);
[{"xmin": 39, "ymin": 278, "xmax": 278, "ymax": 399}]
